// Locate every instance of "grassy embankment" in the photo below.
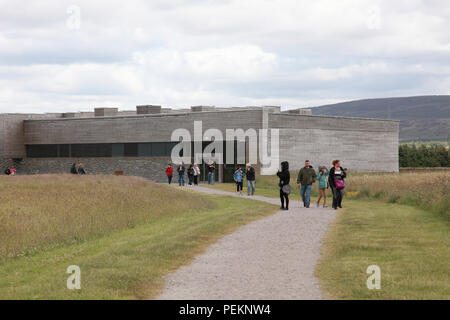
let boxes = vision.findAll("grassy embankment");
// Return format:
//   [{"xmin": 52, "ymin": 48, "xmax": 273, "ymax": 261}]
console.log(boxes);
[
  {"xmin": 206, "ymin": 171, "xmax": 450, "ymax": 299},
  {"xmin": 0, "ymin": 175, "xmax": 278, "ymax": 299}
]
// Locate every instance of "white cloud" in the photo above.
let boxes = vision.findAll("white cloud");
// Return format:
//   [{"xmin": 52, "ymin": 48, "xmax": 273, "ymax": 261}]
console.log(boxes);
[{"xmin": 0, "ymin": 0, "xmax": 450, "ymax": 112}]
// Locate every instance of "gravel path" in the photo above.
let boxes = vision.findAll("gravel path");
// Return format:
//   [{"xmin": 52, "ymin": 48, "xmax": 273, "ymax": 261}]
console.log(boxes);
[{"xmin": 156, "ymin": 186, "xmax": 336, "ymax": 300}]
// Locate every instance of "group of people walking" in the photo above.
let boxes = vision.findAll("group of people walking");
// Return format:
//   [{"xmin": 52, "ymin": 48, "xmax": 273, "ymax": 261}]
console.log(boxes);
[
  {"xmin": 165, "ymin": 162, "xmax": 202, "ymax": 186},
  {"xmin": 277, "ymin": 159, "xmax": 347, "ymax": 210},
  {"xmin": 233, "ymin": 164, "xmax": 256, "ymax": 196},
  {"xmin": 164, "ymin": 159, "xmax": 347, "ymax": 211}
]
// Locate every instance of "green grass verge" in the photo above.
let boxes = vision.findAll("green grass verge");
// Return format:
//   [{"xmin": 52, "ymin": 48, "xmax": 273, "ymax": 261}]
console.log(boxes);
[
  {"xmin": 207, "ymin": 172, "xmax": 449, "ymax": 299},
  {"xmin": 316, "ymin": 199, "xmax": 449, "ymax": 299},
  {"xmin": 0, "ymin": 195, "xmax": 278, "ymax": 299}
]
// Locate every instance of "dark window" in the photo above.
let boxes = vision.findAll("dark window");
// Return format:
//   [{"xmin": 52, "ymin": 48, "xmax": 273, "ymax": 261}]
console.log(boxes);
[
  {"xmin": 26, "ymin": 145, "xmax": 58, "ymax": 158},
  {"xmin": 138, "ymin": 143, "xmax": 151, "ymax": 157},
  {"xmin": 151, "ymin": 142, "xmax": 166, "ymax": 157},
  {"xmin": 58, "ymin": 144, "xmax": 70, "ymax": 157},
  {"xmin": 26, "ymin": 142, "xmax": 178, "ymax": 158},
  {"xmin": 71, "ymin": 144, "xmax": 112, "ymax": 157},
  {"xmin": 124, "ymin": 143, "xmax": 138, "ymax": 157},
  {"xmin": 112, "ymin": 144, "xmax": 124, "ymax": 157}
]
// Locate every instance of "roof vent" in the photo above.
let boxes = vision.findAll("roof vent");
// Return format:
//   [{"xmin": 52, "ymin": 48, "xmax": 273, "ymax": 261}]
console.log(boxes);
[
  {"xmin": 136, "ymin": 105, "xmax": 162, "ymax": 114},
  {"xmin": 94, "ymin": 108, "xmax": 118, "ymax": 117},
  {"xmin": 288, "ymin": 108, "xmax": 312, "ymax": 115},
  {"xmin": 190, "ymin": 106, "xmax": 216, "ymax": 112}
]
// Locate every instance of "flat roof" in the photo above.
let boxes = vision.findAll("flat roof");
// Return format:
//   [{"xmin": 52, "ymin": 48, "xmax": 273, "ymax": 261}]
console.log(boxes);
[{"xmin": 21, "ymin": 108, "xmax": 399, "ymax": 123}]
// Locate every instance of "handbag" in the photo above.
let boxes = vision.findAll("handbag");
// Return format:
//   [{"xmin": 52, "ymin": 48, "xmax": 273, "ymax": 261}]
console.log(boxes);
[
  {"xmin": 334, "ymin": 177, "xmax": 346, "ymax": 190},
  {"xmin": 282, "ymin": 184, "xmax": 291, "ymax": 195}
]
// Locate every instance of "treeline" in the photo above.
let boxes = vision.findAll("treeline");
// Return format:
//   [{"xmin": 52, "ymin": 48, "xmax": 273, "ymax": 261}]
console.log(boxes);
[{"xmin": 399, "ymin": 144, "xmax": 449, "ymax": 167}]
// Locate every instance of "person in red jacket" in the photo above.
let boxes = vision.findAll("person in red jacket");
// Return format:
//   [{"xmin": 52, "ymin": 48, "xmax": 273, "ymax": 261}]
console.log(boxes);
[{"xmin": 165, "ymin": 164, "xmax": 174, "ymax": 184}]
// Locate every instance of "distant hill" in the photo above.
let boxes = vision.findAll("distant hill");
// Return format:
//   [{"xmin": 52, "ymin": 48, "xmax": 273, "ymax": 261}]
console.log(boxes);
[{"xmin": 310, "ymin": 96, "xmax": 450, "ymax": 142}]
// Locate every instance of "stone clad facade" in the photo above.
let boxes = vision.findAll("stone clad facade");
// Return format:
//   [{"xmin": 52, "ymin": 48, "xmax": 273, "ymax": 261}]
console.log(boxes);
[{"xmin": 0, "ymin": 106, "xmax": 399, "ymax": 182}]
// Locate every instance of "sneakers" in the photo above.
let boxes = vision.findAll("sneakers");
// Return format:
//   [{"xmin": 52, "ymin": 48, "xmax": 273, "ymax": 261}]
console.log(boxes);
[
  {"xmin": 316, "ymin": 203, "xmax": 320, "ymax": 208},
  {"xmin": 323, "ymin": 204, "xmax": 328, "ymax": 208}
]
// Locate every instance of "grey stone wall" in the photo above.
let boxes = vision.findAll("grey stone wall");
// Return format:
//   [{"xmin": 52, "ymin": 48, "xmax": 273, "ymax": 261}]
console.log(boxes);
[
  {"xmin": 11, "ymin": 157, "xmax": 172, "ymax": 182},
  {"xmin": 24, "ymin": 110, "xmax": 264, "ymax": 144},
  {"xmin": 1, "ymin": 107, "xmax": 400, "ymax": 174},
  {"xmin": 0, "ymin": 114, "xmax": 29, "ymax": 158},
  {"xmin": 277, "ymin": 128, "xmax": 398, "ymax": 172},
  {"xmin": 0, "ymin": 158, "xmax": 15, "ymax": 172},
  {"xmin": 270, "ymin": 114, "xmax": 399, "ymax": 172}
]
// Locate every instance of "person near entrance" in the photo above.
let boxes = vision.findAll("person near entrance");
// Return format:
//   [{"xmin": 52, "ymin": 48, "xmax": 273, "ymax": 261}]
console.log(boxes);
[
  {"xmin": 207, "ymin": 161, "xmax": 215, "ymax": 184},
  {"xmin": 165, "ymin": 163, "xmax": 174, "ymax": 184},
  {"xmin": 193, "ymin": 163, "xmax": 200, "ymax": 186}
]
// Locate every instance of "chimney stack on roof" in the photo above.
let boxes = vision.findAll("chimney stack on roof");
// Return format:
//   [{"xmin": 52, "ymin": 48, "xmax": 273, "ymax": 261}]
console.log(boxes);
[
  {"xmin": 136, "ymin": 105, "xmax": 162, "ymax": 114},
  {"xmin": 94, "ymin": 108, "xmax": 118, "ymax": 117}
]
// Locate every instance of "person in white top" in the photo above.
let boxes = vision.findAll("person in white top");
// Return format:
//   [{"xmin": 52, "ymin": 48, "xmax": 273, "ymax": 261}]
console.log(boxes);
[{"xmin": 193, "ymin": 163, "xmax": 201, "ymax": 186}]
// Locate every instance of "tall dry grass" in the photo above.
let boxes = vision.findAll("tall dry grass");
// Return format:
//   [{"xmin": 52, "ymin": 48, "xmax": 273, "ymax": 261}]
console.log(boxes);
[
  {"xmin": 345, "ymin": 171, "xmax": 450, "ymax": 218},
  {"xmin": 0, "ymin": 174, "xmax": 214, "ymax": 258}
]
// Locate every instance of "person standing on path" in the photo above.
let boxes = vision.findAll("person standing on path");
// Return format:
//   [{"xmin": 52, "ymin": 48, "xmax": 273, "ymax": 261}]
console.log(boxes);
[
  {"xmin": 233, "ymin": 166, "xmax": 244, "ymax": 195},
  {"xmin": 165, "ymin": 163, "xmax": 174, "ymax": 184},
  {"xmin": 297, "ymin": 160, "xmax": 316, "ymax": 208},
  {"xmin": 246, "ymin": 163, "xmax": 256, "ymax": 196},
  {"xmin": 187, "ymin": 164, "xmax": 194, "ymax": 185},
  {"xmin": 316, "ymin": 166, "xmax": 329, "ymax": 208},
  {"xmin": 193, "ymin": 163, "xmax": 200, "ymax": 186},
  {"xmin": 207, "ymin": 161, "xmax": 216, "ymax": 185},
  {"xmin": 328, "ymin": 160, "xmax": 347, "ymax": 210},
  {"xmin": 277, "ymin": 161, "xmax": 291, "ymax": 210},
  {"xmin": 177, "ymin": 162, "xmax": 186, "ymax": 186}
]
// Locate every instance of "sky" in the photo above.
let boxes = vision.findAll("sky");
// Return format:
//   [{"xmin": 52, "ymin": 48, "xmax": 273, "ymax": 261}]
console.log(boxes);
[{"xmin": 1, "ymin": 0, "xmax": 450, "ymax": 113}]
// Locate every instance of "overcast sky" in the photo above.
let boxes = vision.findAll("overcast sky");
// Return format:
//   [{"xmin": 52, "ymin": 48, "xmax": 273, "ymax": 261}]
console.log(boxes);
[{"xmin": 1, "ymin": 0, "xmax": 450, "ymax": 113}]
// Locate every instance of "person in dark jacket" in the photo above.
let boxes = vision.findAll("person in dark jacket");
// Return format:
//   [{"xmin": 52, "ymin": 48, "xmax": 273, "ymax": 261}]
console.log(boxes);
[
  {"xmin": 246, "ymin": 163, "xmax": 256, "ymax": 196},
  {"xmin": 70, "ymin": 162, "xmax": 78, "ymax": 174},
  {"xmin": 207, "ymin": 161, "xmax": 215, "ymax": 184},
  {"xmin": 177, "ymin": 162, "xmax": 185, "ymax": 186},
  {"xmin": 187, "ymin": 164, "xmax": 194, "ymax": 185},
  {"xmin": 277, "ymin": 161, "xmax": 290, "ymax": 210},
  {"xmin": 78, "ymin": 163, "xmax": 86, "ymax": 175},
  {"xmin": 328, "ymin": 160, "xmax": 347, "ymax": 210},
  {"xmin": 296, "ymin": 160, "xmax": 316, "ymax": 208}
]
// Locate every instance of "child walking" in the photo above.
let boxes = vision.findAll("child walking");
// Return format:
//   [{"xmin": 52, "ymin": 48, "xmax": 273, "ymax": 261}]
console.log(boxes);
[
  {"xmin": 233, "ymin": 166, "xmax": 244, "ymax": 195},
  {"xmin": 316, "ymin": 166, "xmax": 329, "ymax": 208}
]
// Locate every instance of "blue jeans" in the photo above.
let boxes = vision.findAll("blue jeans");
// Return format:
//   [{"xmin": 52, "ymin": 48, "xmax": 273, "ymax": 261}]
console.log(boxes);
[
  {"xmin": 208, "ymin": 172, "xmax": 215, "ymax": 184},
  {"xmin": 301, "ymin": 184, "xmax": 312, "ymax": 206},
  {"xmin": 167, "ymin": 175, "xmax": 172, "ymax": 184},
  {"xmin": 178, "ymin": 174, "xmax": 185, "ymax": 186},
  {"xmin": 247, "ymin": 180, "xmax": 255, "ymax": 195}
]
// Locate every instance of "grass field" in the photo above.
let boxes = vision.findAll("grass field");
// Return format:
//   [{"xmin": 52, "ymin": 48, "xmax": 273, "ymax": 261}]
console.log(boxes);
[
  {"xmin": 0, "ymin": 175, "xmax": 278, "ymax": 299},
  {"xmin": 316, "ymin": 199, "xmax": 449, "ymax": 299},
  {"xmin": 206, "ymin": 170, "xmax": 450, "ymax": 299}
]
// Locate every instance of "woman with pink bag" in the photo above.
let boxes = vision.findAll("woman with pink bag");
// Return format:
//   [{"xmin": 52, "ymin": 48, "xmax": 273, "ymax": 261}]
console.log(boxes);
[{"xmin": 328, "ymin": 160, "xmax": 347, "ymax": 210}]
